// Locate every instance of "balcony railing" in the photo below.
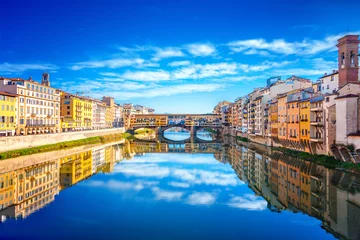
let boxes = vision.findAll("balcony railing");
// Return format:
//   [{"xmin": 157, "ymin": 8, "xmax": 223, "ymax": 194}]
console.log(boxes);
[
  {"xmin": 310, "ymin": 121, "xmax": 323, "ymax": 126},
  {"xmin": 310, "ymin": 107, "xmax": 322, "ymax": 112},
  {"xmin": 300, "ymin": 119, "xmax": 308, "ymax": 122},
  {"xmin": 26, "ymin": 124, "xmax": 56, "ymax": 127},
  {"xmin": 310, "ymin": 136, "xmax": 323, "ymax": 143}
]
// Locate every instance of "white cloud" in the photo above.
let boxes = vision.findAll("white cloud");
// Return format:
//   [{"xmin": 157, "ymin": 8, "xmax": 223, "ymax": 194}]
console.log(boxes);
[
  {"xmin": 228, "ymin": 31, "xmax": 360, "ymax": 56},
  {"xmin": 151, "ymin": 187, "xmax": 184, "ymax": 201},
  {"xmin": 243, "ymin": 49, "xmax": 270, "ymax": 56},
  {"xmin": 227, "ymin": 194, "xmax": 267, "ymax": 211},
  {"xmin": 113, "ymin": 163, "xmax": 170, "ymax": 178},
  {"xmin": 85, "ymin": 179, "xmax": 157, "ymax": 191},
  {"xmin": 69, "ymin": 58, "xmax": 145, "ymax": 70},
  {"xmin": 152, "ymin": 47, "xmax": 185, "ymax": 61},
  {"xmin": 172, "ymin": 169, "xmax": 240, "ymax": 186},
  {"xmin": 122, "ymin": 70, "xmax": 171, "ymax": 81},
  {"xmin": 0, "ymin": 62, "xmax": 58, "ymax": 73},
  {"xmin": 172, "ymin": 62, "xmax": 237, "ymax": 80},
  {"xmin": 168, "ymin": 182, "xmax": 191, "ymax": 188},
  {"xmin": 168, "ymin": 61, "xmax": 191, "ymax": 67},
  {"xmin": 186, "ymin": 192, "xmax": 216, "ymax": 205},
  {"xmin": 186, "ymin": 43, "xmax": 216, "ymax": 56}
]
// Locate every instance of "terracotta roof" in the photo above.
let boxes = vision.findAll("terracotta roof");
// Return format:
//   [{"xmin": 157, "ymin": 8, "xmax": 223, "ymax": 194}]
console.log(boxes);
[
  {"xmin": 318, "ymin": 71, "xmax": 339, "ymax": 79},
  {"xmin": 335, "ymin": 94, "xmax": 359, "ymax": 100},
  {"xmin": 0, "ymin": 91, "xmax": 17, "ymax": 97}
]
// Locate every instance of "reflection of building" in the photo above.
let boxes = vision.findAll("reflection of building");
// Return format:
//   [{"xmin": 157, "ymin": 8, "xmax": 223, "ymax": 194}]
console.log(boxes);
[
  {"xmin": 60, "ymin": 151, "xmax": 93, "ymax": 189},
  {"xmin": 14, "ymin": 159, "xmax": 60, "ymax": 219},
  {"xmin": 227, "ymin": 140, "xmax": 360, "ymax": 239}
]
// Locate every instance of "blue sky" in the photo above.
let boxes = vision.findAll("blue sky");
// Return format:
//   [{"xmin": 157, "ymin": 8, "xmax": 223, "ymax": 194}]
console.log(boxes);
[{"xmin": 1, "ymin": 0, "xmax": 360, "ymax": 113}]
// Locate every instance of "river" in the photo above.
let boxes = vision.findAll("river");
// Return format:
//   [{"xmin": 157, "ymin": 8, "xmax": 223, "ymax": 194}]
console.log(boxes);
[{"xmin": 0, "ymin": 132, "xmax": 358, "ymax": 239}]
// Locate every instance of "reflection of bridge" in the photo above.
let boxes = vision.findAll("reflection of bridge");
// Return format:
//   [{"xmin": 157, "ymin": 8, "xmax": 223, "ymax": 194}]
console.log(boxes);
[
  {"xmin": 129, "ymin": 114, "xmax": 222, "ymax": 137},
  {"xmin": 130, "ymin": 141, "xmax": 223, "ymax": 154}
]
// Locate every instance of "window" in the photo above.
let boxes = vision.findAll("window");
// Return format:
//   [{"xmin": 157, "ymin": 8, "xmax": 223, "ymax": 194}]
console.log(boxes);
[
  {"xmin": 331, "ymin": 75, "xmax": 334, "ymax": 81},
  {"xmin": 327, "ymin": 85, "xmax": 329, "ymax": 89},
  {"xmin": 326, "ymin": 97, "xmax": 329, "ymax": 102}
]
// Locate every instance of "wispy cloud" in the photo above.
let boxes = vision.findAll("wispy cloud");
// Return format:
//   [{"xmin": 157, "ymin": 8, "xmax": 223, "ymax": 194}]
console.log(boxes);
[
  {"xmin": 228, "ymin": 31, "xmax": 360, "ymax": 56},
  {"xmin": 0, "ymin": 62, "xmax": 59, "ymax": 74},
  {"xmin": 69, "ymin": 58, "xmax": 146, "ymax": 70},
  {"xmin": 152, "ymin": 47, "xmax": 185, "ymax": 61},
  {"xmin": 122, "ymin": 70, "xmax": 171, "ymax": 81},
  {"xmin": 186, "ymin": 192, "xmax": 216, "ymax": 205},
  {"xmin": 227, "ymin": 194, "xmax": 267, "ymax": 211},
  {"xmin": 186, "ymin": 43, "xmax": 216, "ymax": 56},
  {"xmin": 168, "ymin": 60, "xmax": 191, "ymax": 67},
  {"xmin": 168, "ymin": 181, "xmax": 191, "ymax": 188},
  {"xmin": 151, "ymin": 187, "xmax": 184, "ymax": 201}
]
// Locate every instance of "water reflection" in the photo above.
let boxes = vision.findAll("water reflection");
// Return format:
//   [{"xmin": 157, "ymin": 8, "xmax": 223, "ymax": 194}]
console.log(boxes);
[{"xmin": 0, "ymin": 136, "xmax": 358, "ymax": 239}]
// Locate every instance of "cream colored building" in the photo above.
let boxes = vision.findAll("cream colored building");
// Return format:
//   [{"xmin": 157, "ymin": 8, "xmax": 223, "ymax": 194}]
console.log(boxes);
[{"xmin": 0, "ymin": 73, "xmax": 61, "ymax": 135}]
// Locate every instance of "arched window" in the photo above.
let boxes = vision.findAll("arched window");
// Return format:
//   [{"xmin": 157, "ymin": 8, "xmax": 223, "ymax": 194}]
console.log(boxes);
[
  {"xmin": 350, "ymin": 51, "xmax": 355, "ymax": 66},
  {"xmin": 341, "ymin": 52, "xmax": 345, "ymax": 65}
]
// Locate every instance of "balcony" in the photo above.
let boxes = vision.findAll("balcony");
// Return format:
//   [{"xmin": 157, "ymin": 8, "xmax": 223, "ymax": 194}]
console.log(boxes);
[
  {"xmin": 310, "ymin": 107, "xmax": 322, "ymax": 112},
  {"xmin": 47, "ymin": 114, "xmax": 52, "ymax": 118},
  {"xmin": 300, "ymin": 119, "xmax": 308, "ymax": 122},
  {"xmin": 31, "ymin": 113, "xmax": 37, "ymax": 117},
  {"xmin": 310, "ymin": 136, "xmax": 323, "ymax": 143}
]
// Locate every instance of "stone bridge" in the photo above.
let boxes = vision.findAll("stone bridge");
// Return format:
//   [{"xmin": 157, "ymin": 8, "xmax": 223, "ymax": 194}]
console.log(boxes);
[{"xmin": 128, "ymin": 113, "xmax": 223, "ymax": 137}]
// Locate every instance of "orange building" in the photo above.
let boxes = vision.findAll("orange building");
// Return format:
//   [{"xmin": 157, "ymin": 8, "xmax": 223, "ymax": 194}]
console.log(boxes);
[
  {"xmin": 299, "ymin": 98, "xmax": 311, "ymax": 152},
  {"xmin": 299, "ymin": 162, "xmax": 312, "ymax": 214},
  {"xmin": 277, "ymin": 158, "xmax": 288, "ymax": 207},
  {"xmin": 277, "ymin": 94, "xmax": 288, "ymax": 141},
  {"xmin": 287, "ymin": 160, "xmax": 301, "ymax": 209},
  {"xmin": 287, "ymin": 99, "xmax": 300, "ymax": 143},
  {"xmin": 269, "ymin": 99, "xmax": 278, "ymax": 138}
]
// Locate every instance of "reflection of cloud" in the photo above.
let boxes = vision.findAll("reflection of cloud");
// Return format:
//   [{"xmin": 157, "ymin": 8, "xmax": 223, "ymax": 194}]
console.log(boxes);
[
  {"xmin": 151, "ymin": 187, "xmax": 184, "ymax": 201},
  {"xmin": 86, "ymin": 179, "xmax": 158, "ymax": 191},
  {"xmin": 123, "ymin": 154, "xmax": 219, "ymax": 165},
  {"xmin": 227, "ymin": 194, "xmax": 267, "ymax": 211},
  {"xmin": 113, "ymin": 163, "xmax": 170, "ymax": 178},
  {"xmin": 187, "ymin": 192, "xmax": 216, "ymax": 205},
  {"xmin": 173, "ymin": 169, "xmax": 239, "ymax": 186},
  {"xmin": 168, "ymin": 181, "xmax": 190, "ymax": 188}
]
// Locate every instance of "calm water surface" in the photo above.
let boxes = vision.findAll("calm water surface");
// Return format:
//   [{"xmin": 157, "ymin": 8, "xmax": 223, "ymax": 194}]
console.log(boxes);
[{"xmin": 0, "ymin": 132, "xmax": 358, "ymax": 239}]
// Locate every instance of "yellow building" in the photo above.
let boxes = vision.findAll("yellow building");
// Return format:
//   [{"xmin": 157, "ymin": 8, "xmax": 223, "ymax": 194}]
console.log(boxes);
[
  {"xmin": 0, "ymin": 92, "xmax": 17, "ymax": 136},
  {"xmin": 60, "ymin": 92, "xmax": 93, "ymax": 131},
  {"xmin": 105, "ymin": 105, "xmax": 113, "ymax": 128},
  {"xmin": 60, "ymin": 151, "xmax": 92, "ymax": 189},
  {"xmin": 0, "ymin": 172, "xmax": 15, "ymax": 211},
  {"xmin": 299, "ymin": 98, "xmax": 311, "ymax": 152}
]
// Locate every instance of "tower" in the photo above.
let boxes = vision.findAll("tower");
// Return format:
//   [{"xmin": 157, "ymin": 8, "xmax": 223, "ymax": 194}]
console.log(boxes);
[
  {"xmin": 42, "ymin": 72, "xmax": 50, "ymax": 86},
  {"xmin": 336, "ymin": 35, "xmax": 360, "ymax": 87}
]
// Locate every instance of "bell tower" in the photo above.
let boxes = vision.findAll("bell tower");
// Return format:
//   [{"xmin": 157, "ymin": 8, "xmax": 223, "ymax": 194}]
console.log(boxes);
[
  {"xmin": 42, "ymin": 72, "xmax": 50, "ymax": 86},
  {"xmin": 336, "ymin": 35, "xmax": 360, "ymax": 87}
]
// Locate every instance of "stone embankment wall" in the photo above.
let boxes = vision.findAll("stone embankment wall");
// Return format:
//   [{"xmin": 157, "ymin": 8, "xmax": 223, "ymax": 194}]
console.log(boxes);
[
  {"xmin": 0, "ymin": 128, "xmax": 125, "ymax": 152},
  {"xmin": 0, "ymin": 139, "xmax": 125, "ymax": 174}
]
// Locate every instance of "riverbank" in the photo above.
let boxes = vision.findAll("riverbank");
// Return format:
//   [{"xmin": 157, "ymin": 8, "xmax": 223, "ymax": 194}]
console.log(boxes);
[
  {"xmin": 0, "ymin": 128, "xmax": 125, "ymax": 152},
  {"xmin": 0, "ymin": 133, "xmax": 130, "ymax": 160},
  {"xmin": 235, "ymin": 135, "xmax": 360, "ymax": 172}
]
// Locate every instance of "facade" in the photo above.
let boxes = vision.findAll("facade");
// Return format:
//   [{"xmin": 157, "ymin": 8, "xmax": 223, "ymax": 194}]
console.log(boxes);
[
  {"xmin": 60, "ymin": 92, "xmax": 93, "ymax": 131},
  {"xmin": 0, "ymin": 92, "xmax": 17, "ymax": 136},
  {"xmin": 102, "ymin": 96, "xmax": 115, "ymax": 128},
  {"xmin": 277, "ymin": 94, "xmax": 288, "ymax": 141},
  {"xmin": 92, "ymin": 100, "xmax": 106, "ymax": 129},
  {"xmin": 113, "ymin": 104, "xmax": 124, "ymax": 128},
  {"xmin": 0, "ymin": 74, "xmax": 61, "ymax": 135},
  {"xmin": 299, "ymin": 98, "xmax": 311, "ymax": 151},
  {"xmin": 319, "ymin": 71, "xmax": 339, "ymax": 94}
]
